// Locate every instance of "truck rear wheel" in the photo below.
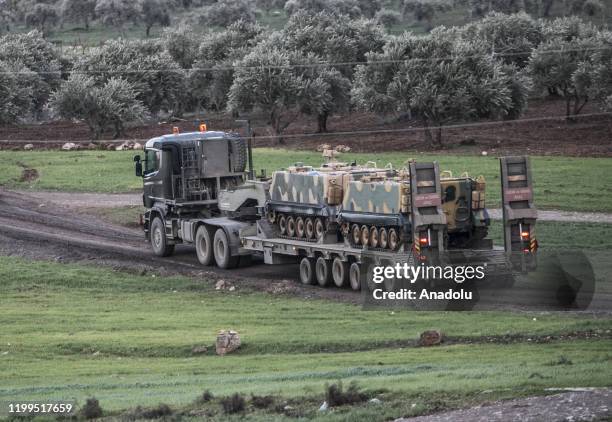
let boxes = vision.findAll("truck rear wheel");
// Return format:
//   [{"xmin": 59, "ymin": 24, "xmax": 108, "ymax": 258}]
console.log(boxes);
[
  {"xmin": 299, "ymin": 257, "xmax": 316, "ymax": 285},
  {"xmin": 195, "ymin": 225, "xmax": 215, "ymax": 266},
  {"xmin": 349, "ymin": 262, "xmax": 361, "ymax": 291},
  {"xmin": 332, "ymin": 257, "xmax": 348, "ymax": 287},
  {"xmin": 213, "ymin": 228, "xmax": 239, "ymax": 269},
  {"xmin": 315, "ymin": 257, "xmax": 332, "ymax": 287},
  {"xmin": 150, "ymin": 217, "xmax": 174, "ymax": 257}
]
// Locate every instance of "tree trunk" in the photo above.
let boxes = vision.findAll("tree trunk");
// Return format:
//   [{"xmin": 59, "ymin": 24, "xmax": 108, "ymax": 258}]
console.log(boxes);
[
  {"xmin": 317, "ymin": 112, "xmax": 328, "ymax": 133},
  {"xmin": 435, "ymin": 125, "xmax": 443, "ymax": 148},
  {"xmin": 423, "ymin": 124, "xmax": 434, "ymax": 148},
  {"xmin": 85, "ymin": 16, "xmax": 89, "ymax": 31},
  {"xmin": 146, "ymin": 25, "xmax": 151, "ymax": 37},
  {"xmin": 271, "ymin": 111, "xmax": 285, "ymax": 145}
]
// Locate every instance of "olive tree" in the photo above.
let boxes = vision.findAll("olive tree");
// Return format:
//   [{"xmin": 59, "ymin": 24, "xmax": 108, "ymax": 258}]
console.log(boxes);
[
  {"xmin": 196, "ymin": 0, "xmax": 256, "ymax": 27},
  {"xmin": 0, "ymin": 61, "xmax": 36, "ymax": 124},
  {"xmin": 49, "ymin": 74, "xmax": 148, "ymax": 139},
  {"xmin": 140, "ymin": 0, "xmax": 171, "ymax": 37},
  {"xmin": 59, "ymin": 0, "xmax": 96, "ymax": 30},
  {"xmin": 402, "ymin": 0, "xmax": 451, "ymax": 32},
  {"xmin": 162, "ymin": 24, "xmax": 200, "ymax": 69},
  {"xmin": 284, "ymin": 0, "xmax": 376, "ymax": 18},
  {"xmin": 352, "ymin": 31, "xmax": 529, "ymax": 147},
  {"xmin": 95, "ymin": 0, "xmax": 140, "ymax": 30},
  {"xmin": 25, "ymin": 3, "xmax": 58, "ymax": 35}
]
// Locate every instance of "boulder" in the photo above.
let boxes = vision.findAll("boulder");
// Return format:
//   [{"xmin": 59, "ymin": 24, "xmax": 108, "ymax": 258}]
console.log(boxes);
[
  {"xmin": 191, "ymin": 345, "xmax": 208, "ymax": 355},
  {"xmin": 115, "ymin": 141, "xmax": 133, "ymax": 151},
  {"xmin": 316, "ymin": 143, "xmax": 331, "ymax": 152},
  {"xmin": 419, "ymin": 330, "xmax": 443, "ymax": 346},
  {"xmin": 23, "ymin": 143, "xmax": 34, "ymax": 151},
  {"xmin": 133, "ymin": 142, "xmax": 143, "ymax": 150},
  {"xmin": 87, "ymin": 143, "xmax": 98, "ymax": 150},
  {"xmin": 216, "ymin": 330, "xmax": 241, "ymax": 355},
  {"xmin": 335, "ymin": 144, "xmax": 351, "ymax": 153},
  {"xmin": 62, "ymin": 142, "xmax": 79, "ymax": 151},
  {"xmin": 215, "ymin": 279, "xmax": 235, "ymax": 291}
]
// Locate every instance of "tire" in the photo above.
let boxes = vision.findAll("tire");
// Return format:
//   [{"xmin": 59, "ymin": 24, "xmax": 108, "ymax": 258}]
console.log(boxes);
[
  {"xmin": 379, "ymin": 227, "xmax": 388, "ymax": 249},
  {"xmin": 278, "ymin": 214, "xmax": 287, "ymax": 235},
  {"xmin": 315, "ymin": 257, "xmax": 332, "ymax": 287},
  {"xmin": 369, "ymin": 226, "xmax": 379, "ymax": 248},
  {"xmin": 299, "ymin": 257, "xmax": 316, "ymax": 285},
  {"xmin": 287, "ymin": 216, "xmax": 296, "ymax": 237},
  {"xmin": 150, "ymin": 217, "xmax": 174, "ymax": 257},
  {"xmin": 195, "ymin": 224, "xmax": 215, "ymax": 266},
  {"xmin": 230, "ymin": 136, "xmax": 247, "ymax": 173},
  {"xmin": 360, "ymin": 225, "xmax": 370, "ymax": 247},
  {"xmin": 332, "ymin": 257, "xmax": 349, "ymax": 288},
  {"xmin": 315, "ymin": 218, "xmax": 325, "ymax": 239},
  {"xmin": 296, "ymin": 217, "xmax": 305, "ymax": 238},
  {"xmin": 351, "ymin": 224, "xmax": 361, "ymax": 245},
  {"xmin": 349, "ymin": 262, "xmax": 361, "ymax": 291},
  {"xmin": 388, "ymin": 228, "xmax": 399, "ymax": 251},
  {"xmin": 213, "ymin": 228, "xmax": 239, "ymax": 269},
  {"xmin": 305, "ymin": 218, "xmax": 315, "ymax": 239}
]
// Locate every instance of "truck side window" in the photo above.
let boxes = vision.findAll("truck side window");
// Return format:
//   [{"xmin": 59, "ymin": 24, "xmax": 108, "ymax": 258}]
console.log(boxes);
[{"xmin": 144, "ymin": 149, "xmax": 160, "ymax": 175}]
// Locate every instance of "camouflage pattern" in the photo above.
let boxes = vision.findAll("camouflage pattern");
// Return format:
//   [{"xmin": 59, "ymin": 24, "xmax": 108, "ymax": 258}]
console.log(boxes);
[
  {"xmin": 440, "ymin": 175, "xmax": 488, "ymax": 233},
  {"xmin": 342, "ymin": 180, "xmax": 409, "ymax": 215},
  {"xmin": 270, "ymin": 171, "xmax": 348, "ymax": 206}
]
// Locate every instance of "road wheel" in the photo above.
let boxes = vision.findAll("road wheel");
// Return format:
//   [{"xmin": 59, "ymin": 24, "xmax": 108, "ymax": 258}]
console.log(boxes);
[
  {"xmin": 195, "ymin": 225, "xmax": 215, "ymax": 266},
  {"xmin": 379, "ymin": 227, "xmax": 388, "ymax": 249},
  {"xmin": 332, "ymin": 257, "xmax": 349, "ymax": 287},
  {"xmin": 213, "ymin": 228, "xmax": 239, "ymax": 269},
  {"xmin": 296, "ymin": 217, "xmax": 305, "ymax": 238},
  {"xmin": 351, "ymin": 224, "xmax": 361, "ymax": 245},
  {"xmin": 315, "ymin": 257, "xmax": 332, "ymax": 287},
  {"xmin": 349, "ymin": 262, "xmax": 361, "ymax": 291},
  {"xmin": 360, "ymin": 225, "xmax": 370, "ymax": 247},
  {"xmin": 369, "ymin": 226, "xmax": 379, "ymax": 248},
  {"xmin": 299, "ymin": 257, "xmax": 316, "ymax": 285},
  {"xmin": 150, "ymin": 217, "xmax": 174, "ymax": 257},
  {"xmin": 388, "ymin": 228, "xmax": 399, "ymax": 251},
  {"xmin": 267, "ymin": 209, "xmax": 276, "ymax": 223},
  {"xmin": 278, "ymin": 214, "xmax": 287, "ymax": 235},
  {"xmin": 305, "ymin": 218, "xmax": 315, "ymax": 239},
  {"xmin": 314, "ymin": 218, "xmax": 325, "ymax": 239},
  {"xmin": 287, "ymin": 216, "xmax": 296, "ymax": 237}
]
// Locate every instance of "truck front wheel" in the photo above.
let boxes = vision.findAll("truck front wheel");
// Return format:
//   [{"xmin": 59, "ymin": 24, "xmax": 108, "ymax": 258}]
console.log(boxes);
[
  {"xmin": 150, "ymin": 217, "xmax": 174, "ymax": 257},
  {"xmin": 213, "ymin": 228, "xmax": 239, "ymax": 269},
  {"xmin": 195, "ymin": 225, "xmax": 215, "ymax": 266}
]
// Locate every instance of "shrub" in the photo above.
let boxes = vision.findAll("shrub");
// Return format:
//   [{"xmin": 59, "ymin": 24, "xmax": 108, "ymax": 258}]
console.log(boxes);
[
  {"xmin": 220, "ymin": 393, "xmax": 246, "ymax": 414},
  {"xmin": 375, "ymin": 9, "xmax": 401, "ymax": 27},
  {"xmin": 81, "ymin": 397, "xmax": 103, "ymax": 419},
  {"xmin": 197, "ymin": 389, "xmax": 214, "ymax": 403},
  {"xmin": 251, "ymin": 394, "xmax": 275, "ymax": 409},
  {"xmin": 325, "ymin": 381, "xmax": 368, "ymax": 407}
]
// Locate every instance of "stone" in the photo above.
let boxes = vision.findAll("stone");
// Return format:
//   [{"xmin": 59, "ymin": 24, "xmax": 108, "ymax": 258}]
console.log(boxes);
[
  {"xmin": 133, "ymin": 142, "xmax": 143, "ymax": 150},
  {"xmin": 23, "ymin": 143, "xmax": 34, "ymax": 151},
  {"xmin": 316, "ymin": 143, "xmax": 331, "ymax": 152},
  {"xmin": 191, "ymin": 345, "xmax": 208, "ymax": 355},
  {"xmin": 215, "ymin": 279, "xmax": 235, "ymax": 291},
  {"xmin": 216, "ymin": 330, "xmax": 241, "ymax": 355},
  {"xmin": 335, "ymin": 144, "xmax": 351, "ymax": 152},
  {"xmin": 419, "ymin": 330, "xmax": 443, "ymax": 346},
  {"xmin": 318, "ymin": 401, "xmax": 328, "ymax": 411},
  {"xmin": 115, "ymin": 141, "xmax": 133, "ymax": 151},
  {"xmin": 62, "ymin": 142, "xmax": 79, "ymax": 151}
]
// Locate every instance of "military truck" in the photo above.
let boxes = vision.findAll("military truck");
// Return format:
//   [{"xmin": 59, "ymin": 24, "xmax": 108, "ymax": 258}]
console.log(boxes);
[{"xmin": 135, "ymin": 127, "xmax": 537, "ymax": 290}]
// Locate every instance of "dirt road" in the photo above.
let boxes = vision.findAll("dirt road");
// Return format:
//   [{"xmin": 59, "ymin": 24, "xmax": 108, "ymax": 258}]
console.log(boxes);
[
  {"xmin": 0, "ymin": 189, "xmax": 356, "ymax": 303},
  {"xmin": 398, "ymin": 388, "xmax": 612, "ymax": 422},
  {"xmin": 17, "ymin": 190, "xmax": 612, "ymax": 223}
]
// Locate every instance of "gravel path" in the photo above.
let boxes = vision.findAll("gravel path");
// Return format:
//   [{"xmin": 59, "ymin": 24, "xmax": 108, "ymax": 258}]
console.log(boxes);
[
  {"xmin": 15, "ymin": 190, "xmax": 612, "ymax": 223},
  {"xmin": 397, "ymin": 388, "xmax": 612, "ymax": 422}
]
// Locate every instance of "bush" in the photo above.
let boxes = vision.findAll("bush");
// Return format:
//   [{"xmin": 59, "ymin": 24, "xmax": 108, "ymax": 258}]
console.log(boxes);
[
  {"xmin": 81, "ymin": 397, "xmax": 103, "ymax": 419},
  {"xmin": 197, "ymin": 389, "xmax": 214, "ymax": 403},
  {"xmin": 196, "ymin": 0, "xmax": 256, "ymax": 27},
  {"xmin": 325, "ymin": 381, "xmax": 368, "ymax": 406},
  {"xmin": 251, "ymin": 394, "xmax": 275, "ymax": 409},
  {"xmin": 220, "ymin": 393, "xmax": 246, "ymax": 414},
  {"xmin": 375, "ymin": 8, "xmax": 401, "ymax": 27}
]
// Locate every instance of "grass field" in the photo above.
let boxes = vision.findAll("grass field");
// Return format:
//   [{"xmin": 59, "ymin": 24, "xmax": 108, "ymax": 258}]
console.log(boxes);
[
  {"xmin": 0, "ymin": 256, "xmax": 611, "ymax": 419},
  {"xmin": 1, "ymin": 149, "xmax": 611, "ymax": 212}
]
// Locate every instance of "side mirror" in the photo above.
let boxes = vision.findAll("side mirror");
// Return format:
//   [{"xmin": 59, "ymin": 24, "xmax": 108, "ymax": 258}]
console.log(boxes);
[
  {"xmin": 134, "ymin": 155, "xmax": 143, "ymax": 177},
  {"xmin": 133, "ymin": 155, "xmax": 141, "ymax": 162}
]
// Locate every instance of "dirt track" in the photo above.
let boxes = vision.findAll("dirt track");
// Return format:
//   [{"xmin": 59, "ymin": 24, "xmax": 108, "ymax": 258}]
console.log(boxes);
[{"xmin": 0, "ymin": 188, "xmax": 357, "ymax": 303}]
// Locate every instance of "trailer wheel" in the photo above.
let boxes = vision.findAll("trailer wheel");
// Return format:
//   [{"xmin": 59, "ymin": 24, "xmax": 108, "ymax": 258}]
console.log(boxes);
[
  {"xmin": 195, "ymin": 225, "xmax": 215, "ymax": 266},
  {"xmin": 278, "ymin": 214, "xmax": 287, "ymax": 235},
  {"xmin": 305, "ymin": 218, "xmax": 315, "ymax": 239},
  {"xmin": 379, "ymin": 227, "xmax": 388, "ymax": 249},
  {"xmin": 150, "ymin": 217, "xmax": 174, "ymax": 257},
  {"xmin": 299, "ymin": 257, "xmax": 316, "ymax": 285},
  {"xmin": 332, "ymin": 257, "xmax": 349, "ymax": 287},
  {"xmin": 296, "ymin": 217, "xmax": 305, "ymax": 238},
  {"xmin": 349, "ymin": 262, "xmax": 361, "ymax": 291},
  {"xmin": 388, "ymin": 228, "xmax": 399, "ymax": 251},
  {"xmin": 213, "ymin": 228, "xmax": 239, "ymax": 269},
  {"xmin": 315, "ymin": 257, "xmax": 332, "ymax": 287},
  {"xmin": 287, "ymin": 216, "xmax": 296, "ymax": 237}
]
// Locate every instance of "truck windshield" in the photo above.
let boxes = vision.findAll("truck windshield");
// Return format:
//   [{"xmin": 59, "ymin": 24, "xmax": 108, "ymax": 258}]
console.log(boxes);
[{"xmin": 144, "ymin": 149, "xmax": 160, "ymax": 175}]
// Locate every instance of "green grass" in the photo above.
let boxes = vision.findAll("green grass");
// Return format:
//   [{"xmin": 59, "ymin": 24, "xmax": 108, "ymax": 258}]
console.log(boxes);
[
  {"xmin": 0, "ymin": 256, "xmax": 611, "ymax": 416},
  {"xmin": 1, "ymin": 149, "xmax": 611, "ymax": 212}
]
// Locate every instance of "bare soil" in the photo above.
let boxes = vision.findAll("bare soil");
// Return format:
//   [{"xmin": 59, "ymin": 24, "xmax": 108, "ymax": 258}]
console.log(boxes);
[
  {"xmin": 1, "ymin": 99, "xmax": 611, "ymax": 156},
  {"xmin": 398, "ymin": 388, "xmax": 612, "ymax": 422}
]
